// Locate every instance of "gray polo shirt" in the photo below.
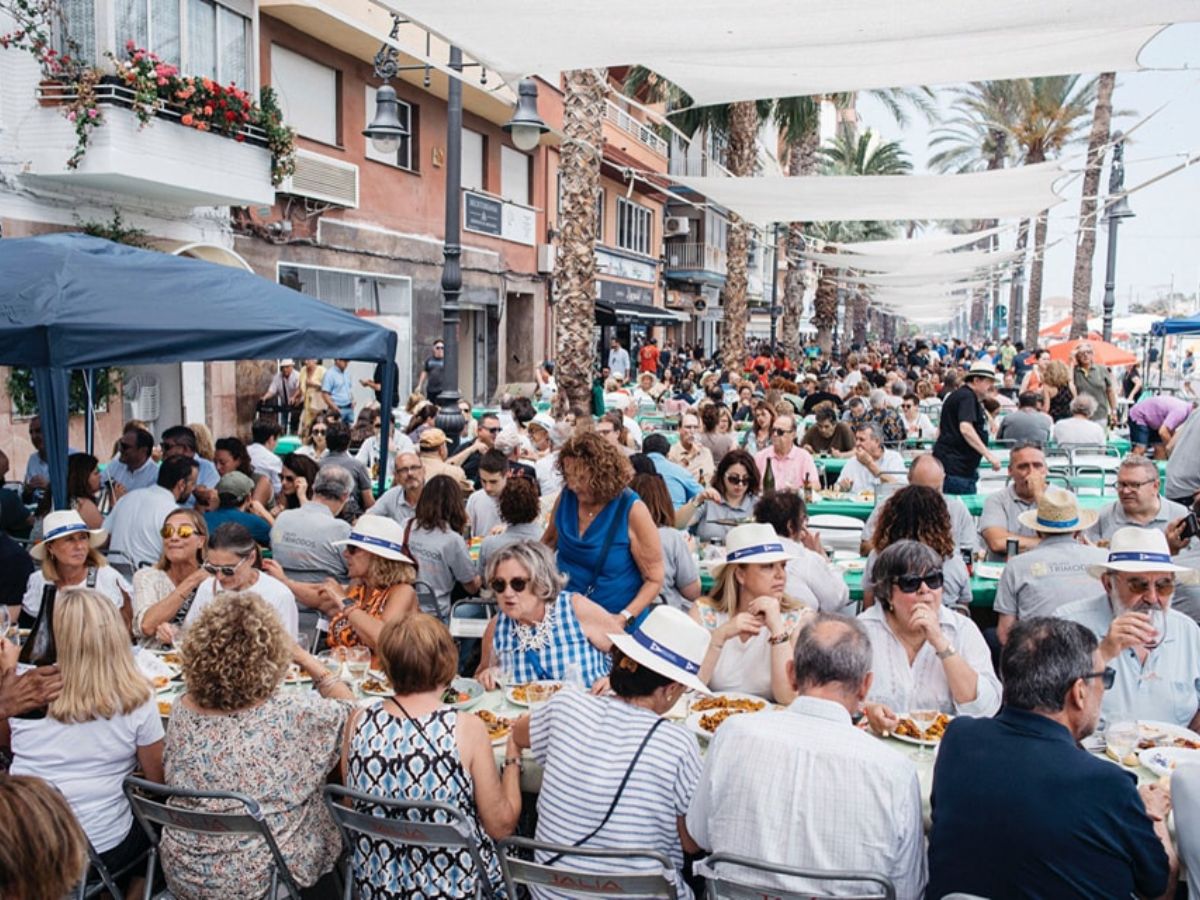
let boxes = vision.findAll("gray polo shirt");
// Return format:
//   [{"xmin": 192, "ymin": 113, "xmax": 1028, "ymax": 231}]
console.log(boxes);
[
  {"xmin": 994, "ymin": 533, "xmax": 1107, "ymax": 620},
  {"xmin": 1086, "ymin": 497, "xmax": 1190, "ymax": 544},
  {"xmin": 269, "ymin": 504, "xmax": 351, "ymax": 583},
  {"xmin": 659, "ymin": 526, "xmax": 700, "ymax": 612},
  {"xmin": 996, "ymin": 409, "xmax": 1052, "ymax": 444},
  {"xmin": 1166, "ymin": 409, "xmax": 1200, "ymax": 502},
  {"xmin": 979, "ymin": 485, "xmax": 1038, "ymax": 562},
  {"xmin": 407, "ymin": 526, "xmax": 478, "ymax": 619},
  {"xmin": 1171, "ymin": 549, "xmax": 1200, "ymax": 624},
  {"xmin": 479, "ymin": 522, "xmax": 545, "ymax": 572},
  {"xmin": 861, "ymin": 495, "xmax": 978, "ymax": 552},
  {"xmin": 371, "ymin": 486, "xmax": 417, "ymax": 528}
]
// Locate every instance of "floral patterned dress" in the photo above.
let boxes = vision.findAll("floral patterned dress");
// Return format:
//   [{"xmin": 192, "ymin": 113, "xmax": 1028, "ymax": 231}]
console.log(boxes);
[
  {"xmin": 346, "ymin": 704, "xmax": 505, "ymax": 899},
  {"xmin": 160, "ymin": 691, "xmax": 351, "ymax": 899}
]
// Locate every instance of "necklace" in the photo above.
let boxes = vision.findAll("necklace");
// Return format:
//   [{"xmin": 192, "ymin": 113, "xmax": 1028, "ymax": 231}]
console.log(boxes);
[{"xmin": 514, "ymin": 605, "xmax": 555, "ymax": 651}]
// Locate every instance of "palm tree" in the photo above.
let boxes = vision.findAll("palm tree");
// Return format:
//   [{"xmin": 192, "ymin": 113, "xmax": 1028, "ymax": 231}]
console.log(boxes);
[
  {"xmin": 552, "ymin": 68, "xmax": 607, "ymax": 408},
  {"xmin": 1070, "ymin": 72, "xmax": 1116, "ymax": 339}
]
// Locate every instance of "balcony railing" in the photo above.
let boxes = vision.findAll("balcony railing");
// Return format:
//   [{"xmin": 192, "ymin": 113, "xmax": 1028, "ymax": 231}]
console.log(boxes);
[
  {"xmin": 605, "ymin": 100, "xmax": 669, "ymax": 157},
  {"xmin": 665, "ymin": 242, "xmax": 727, "ymax": 274}
]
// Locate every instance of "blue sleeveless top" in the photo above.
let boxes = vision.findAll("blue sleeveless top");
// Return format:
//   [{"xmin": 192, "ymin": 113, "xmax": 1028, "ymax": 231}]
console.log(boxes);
[{"xmin": 554, "ymin": 487, "xmax": 642, "ymax": 613}]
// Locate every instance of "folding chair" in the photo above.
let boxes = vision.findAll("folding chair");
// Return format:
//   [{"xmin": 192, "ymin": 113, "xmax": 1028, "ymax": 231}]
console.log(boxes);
[
  {"xmin": 75, "ymin": 833, "xmax": 154, "ymax": 899},
  {"xmin": 450, "ymin": 599, "xmax": 496, "ymax": 640},
  {"xmin": 323, "ymin": 784, "xmax": 498, "ymax": 900},
  {"xmin": 123, "ymin": 775, "xmax": 304, "ymax": 900},
  {"xmin": 697, "ymin": 853, "xmax": 895, "ymax": 900},
  {"xmin": 497, "ymin": 836, "xmax": 679, "ymax": 898},
  {"xmin": 413, "ymin": 580, "xmax": 441, "ymax": 620}
]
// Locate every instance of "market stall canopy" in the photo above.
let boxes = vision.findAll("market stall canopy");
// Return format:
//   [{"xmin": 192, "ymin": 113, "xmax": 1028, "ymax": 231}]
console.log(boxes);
[
  {"xmin": 0, "ymin": 233, "xmax": 398, "ymax": 508},
  {"xmin": 801, "ymin": 247, "xmax": 1021, "ymax": 276},
  {"xmin": 1048, "ymin": 338, "xmax": 1138, "ymax": 367},
  {"xmin": 383, "ymin": 0, "xmax": 1198, "ymax": 103},
  {"xmin": 826, "ymin": 226, "xmax": 1007, "ymax": 255},
  {"xmin": 1151, "ymin": 314, "xmax": 1200, "ymax": 336},
  {"xmin": 672, "ymin": 162, "xmax": 1065, "ymax": 226}
]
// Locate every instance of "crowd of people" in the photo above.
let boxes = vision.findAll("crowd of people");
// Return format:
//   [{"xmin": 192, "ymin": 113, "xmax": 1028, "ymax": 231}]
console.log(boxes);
[{"xmin": 1, "ymin": 329, "xmax": 1200, "ymax": 899}]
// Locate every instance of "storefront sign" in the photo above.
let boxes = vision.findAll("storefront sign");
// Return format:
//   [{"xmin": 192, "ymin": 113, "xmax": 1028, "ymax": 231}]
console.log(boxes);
[
  {"xmin": 595, "ymin": 246, "xmax": 657, "ymax": 283},
  {"xmin": 597, "ymin": 279, "xmax": 654, "ymax": 305},
  {"xmin": 463, "ymin": 190, "xmax": 536, "ymax": 246}
]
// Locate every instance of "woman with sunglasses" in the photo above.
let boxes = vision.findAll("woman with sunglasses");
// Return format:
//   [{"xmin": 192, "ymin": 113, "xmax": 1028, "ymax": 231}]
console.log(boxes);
[
  {"xmin": 175, "ymin": 522, "xmax": 299, "ymax": 641},
  {"xmin": 476, "ymin": 541, "xmax": 618, "ymax": 691},
  {"xmin": 133, "ymin": 509, "xmax": 209, "ymax": 646},
  {"xmin": 899, "ymin": 392, "xmax": 937, "ymax": 441},
  {"xmin": 295, "ymin": 421, "xmax": 329, "ymax": 461},
  {"xmin": 739, "ymin": 401, "xmax": 776, "ymax": 455},
  {"xmin": 677, "ymin": 449, "xmax": 760, "ymax": 544},
  {"xmin": 270, "ymin": 452, "xmax": 320, "ymax": 516},
  {"xmin": 861, "ymin": 540, "xmax": 1000, "ymax": 736}
]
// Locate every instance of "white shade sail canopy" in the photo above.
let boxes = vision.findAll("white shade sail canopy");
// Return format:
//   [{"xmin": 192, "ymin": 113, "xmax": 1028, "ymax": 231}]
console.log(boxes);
[
  {"xmin": 672, "ymin": 162, "xmax": 1065, "ymax": 226},
  {"xmin": 383, "ymin": 0, "xmax": 1198, "ymax": 103},
  {"xmin": 802, "ymin": 248, "xmax": 1021, "ymax": 276},
  {"xmin": 830, "ymin": 269, "xmax": 1001, "ymax": 287},
  {"xmin": 827, "ymin": 226, "xmax": 1007, "ymax": 255}
]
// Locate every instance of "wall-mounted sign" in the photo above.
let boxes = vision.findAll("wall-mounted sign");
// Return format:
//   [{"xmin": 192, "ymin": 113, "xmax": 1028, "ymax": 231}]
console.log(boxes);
[
  {"xmin": 595, "ymin": 246, "xmax": 657, "ymax": 283},
  {"xmin": 463, "ymin": 190, "xmax": 536, "ymax": 246}
]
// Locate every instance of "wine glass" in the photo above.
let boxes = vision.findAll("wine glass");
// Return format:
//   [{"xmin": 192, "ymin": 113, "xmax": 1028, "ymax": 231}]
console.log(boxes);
[
  {"xmin": 1144, "ymin": 605, "xmax": 1167, "ymax": 650},
  {"xmin": 0, "ymin": 607, "xmax": 11, "ymax": 644},
  {"xmin": 1106, "ymin": 721, "xmax": 1139, "ymax": 766},
  {"xmin": 908, "ymin": 707, "xmax": 940, "ymax": 760},
  {"xmin": 345, "ymin": 646, "xmax": 371, "ymax": 693}
]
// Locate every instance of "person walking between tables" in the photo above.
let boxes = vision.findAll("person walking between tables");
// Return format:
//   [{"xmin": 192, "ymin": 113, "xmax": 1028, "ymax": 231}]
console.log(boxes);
[
  {"xmin": 1069, "ymin": 341, "xmax": 1118, "ymax": 427},
  {"xmin": 932, "ymin": 361, "xmax": 1001, "ymax": 495},
  {"xmin": 320, "ymin": 358, "xmax": 355, "ymax": 425},
  {"xmin": 416, "ymin": 339, "xmax": 446, "ymax": 400}
]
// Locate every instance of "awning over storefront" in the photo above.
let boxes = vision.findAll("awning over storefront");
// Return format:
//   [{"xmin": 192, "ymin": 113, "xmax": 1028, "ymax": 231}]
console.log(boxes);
[{"xmin": 596, "ymin": 300, "xmax": 690, "ymax": 326}]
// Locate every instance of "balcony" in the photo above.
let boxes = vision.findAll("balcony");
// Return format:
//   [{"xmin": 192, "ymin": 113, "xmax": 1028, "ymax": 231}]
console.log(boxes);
[
  {"xmin": 604, "ymin": 100, "xmax": 669, "ymax": 158},
  {"xmin": 665, "ymin": 242, "xmax": 727, "ymax": 285},
  {"xmin": 19, "ymin": 82, "xmax": 276, "ymax": 208}
]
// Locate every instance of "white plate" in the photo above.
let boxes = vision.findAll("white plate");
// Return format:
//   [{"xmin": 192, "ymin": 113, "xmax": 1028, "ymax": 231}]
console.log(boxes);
[
  {"xmin": 684, "ymin": 707, "xmax": 763, "ymax": 741},
  {"xmin": 973, "ymin": 563, "xmax": 1004, "ymax": 581},
  {"xmin": 505, "ymin": 681, "xmax": 564, "ymax": 707},
  {"xmin": 360, "ymin": 676, "xmax": 392, "ymax": 697},
  {"xmin": 442, "ymin": 677, "xmax": 485, "ymax": 709},
  {"xmin": 472, "ymin": 710, "xmax": 513, "ymax": 746},
  {"xmin": 1138, "ymin": 720, "xmax": 1200, "ymax": 746},
  {"xmin": 837, "ymin": 559, "xmax": 866, "ymax": 574},
  {"xmin": 150, "ymin": 675, "xmax": 177, "ymax": 693},
  {"xmin": 889, "ymin": 714, "xmax": 954, "ymax": 746},
  {"xmin": 283, "ymin": 664, "xmax": 313, "ymax": 685},
  {"xmin": 688, "ymin": 691, "xmax": 769, "ymax": 715},
  {"xmin": 1139, "ymin": 746, "xmax": 1200, "ymax": 777}
]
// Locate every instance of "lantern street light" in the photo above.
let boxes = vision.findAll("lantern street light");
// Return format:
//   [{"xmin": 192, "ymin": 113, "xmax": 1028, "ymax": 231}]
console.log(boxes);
[{"xmin": 503, "ymin": 79, "xmax": 550, "ymax": 151}]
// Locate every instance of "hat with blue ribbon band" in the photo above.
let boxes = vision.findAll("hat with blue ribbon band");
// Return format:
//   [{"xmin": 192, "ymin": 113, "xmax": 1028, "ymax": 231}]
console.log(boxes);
[
  {"xmin": 30, "ymin": 510, "xmax": 107, "ymax": 560},
  {"xmin": 710, "ymin": 523, "xmax": 799, "ymax": 579},
  {"xmin": 1017, "ymin": 486, "xmax": 1097, "ymax": 535},
  {"xmin": 1086, "ymin": 526, "xmax": 1191, "ymax": 578},
  {"xmin": 608, "ymin": 606, "xmax": 714, "ymax": 695},
  {"xmin": 332, "ymin": 515, "xmax": 414, "ymax": 563}
]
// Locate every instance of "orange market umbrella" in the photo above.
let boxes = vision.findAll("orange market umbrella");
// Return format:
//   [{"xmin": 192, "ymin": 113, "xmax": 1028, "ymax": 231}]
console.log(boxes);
[
  {"xmin": 1039, "ymin": 316, "xmax": 1072, "ymax": 338},
  {"xmin": 1047, "ymin": 339, "xmax": 1137, "ymax": 367}
]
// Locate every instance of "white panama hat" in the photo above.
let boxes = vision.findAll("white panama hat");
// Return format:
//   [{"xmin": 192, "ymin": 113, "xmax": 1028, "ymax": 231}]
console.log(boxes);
[
  {"xmin": 608, "ymin": 605, "xmax": 712, "ymax": 694},
  {"xmin": 965, "ymin": 361, "xmax": 999, "ymax": 382},
  {"xmin": 1085, "ymin": 526, "xmax": 1191, "ymax": 578},
  {"xmin": 31, "ymin": 510, "xmax": 107, "ymax": 561},
  {"xmin": 332, "ymin": 515, "xmax": 414, "ymax": 564},
  {"xmin": 710, "ymin": 522, "xmax": 799, "ymax": 580}
]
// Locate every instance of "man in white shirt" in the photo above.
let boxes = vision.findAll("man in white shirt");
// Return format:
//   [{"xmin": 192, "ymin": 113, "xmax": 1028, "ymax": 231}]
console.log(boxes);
[
  {"xmin": 836, "ymin": 422, "xmax": 905, "ymax": 494},
  {"xmin": 688, "ymin": 613, "xmax": 926, "ymax": 899},
  {"xmin": 105, "ymin": 457, "xmax": 196, "ymax": 570},
  {"xmin": 1052, "ymin": 394, "xmax": 1107, "ymax": 447},
  {"xmin": 608, "ymin": 338, "xmax": 631, "ymax": 383},
  {"xmin": 101, "ymin": 425, "xmax": 159, "ymax": 498},
  {"xmin": 466, "ymin": 450, "xmax": 508, "ymax": 538},
  {"xmin": 247, "ymin": 419, "xmax": 284, "ymax": 497}
]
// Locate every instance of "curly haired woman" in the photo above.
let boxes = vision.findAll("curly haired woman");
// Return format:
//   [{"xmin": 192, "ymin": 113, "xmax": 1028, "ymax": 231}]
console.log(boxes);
[{"xmin": 861, "ymin": 485, "xmax": 972, "ymax": 609}]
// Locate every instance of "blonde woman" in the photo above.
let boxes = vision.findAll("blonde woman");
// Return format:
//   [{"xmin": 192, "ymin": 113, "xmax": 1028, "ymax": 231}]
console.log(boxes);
[
  {"xmin": 133, "ymin": 509, "xmax": 208, "ymax": 646},
  {"xmin": 688, "ymin": 523, "xmax": 813, "ymax": 703},
  {"xmin": 0, "ymin": 773, "xmax": 88, "ymax": 900},
  {"xmin": 187, "ymin": 422, "xmax": 215, "ymax": 461},
  {"xmin": 1043, "ymin": 359, "xmax": 1073, "ymax": 421},
  {"xmin": 3, "ymin": 588, "xmax": 164, "ymax": 892}
]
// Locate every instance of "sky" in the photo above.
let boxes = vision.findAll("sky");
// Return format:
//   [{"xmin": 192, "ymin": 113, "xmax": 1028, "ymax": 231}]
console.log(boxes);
[{"xmin": 856, "ymin": 23, "xmax": 1200, "ymax": 322}]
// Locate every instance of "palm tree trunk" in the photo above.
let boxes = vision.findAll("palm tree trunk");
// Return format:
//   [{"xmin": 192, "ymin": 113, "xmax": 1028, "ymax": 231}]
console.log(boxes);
[
  {"xmin": 970, "ymin": 289, "xmax": 986, "ymax": 337},
  {"xmin": 780, "ymin": 126, "xmax": 818, "ymax": 363},
  {"xmin": 812, "ymin": 258, "xmax": 839, "ymax": 356},
  {"xmin": 1008, "ymin": 218, "xmax": 1030, "ymax": 340},
  {"xmin": 719, "ymin": 101, "xmax": 760, "ymax": 373},
  {"xmin": 1024, "ymin": 209, "xmax": 1050, "ymax": 347},
  {"xmin": 1070, "ymin": 71, "xmax": 1116, "ymax": 339},
  {"xmin": 851, "ymin": 288, "xmax": 868, "ymax": 346},
  {"xmin": 552, "ymin": 69, "xmax": 606, "ymax": 409}
]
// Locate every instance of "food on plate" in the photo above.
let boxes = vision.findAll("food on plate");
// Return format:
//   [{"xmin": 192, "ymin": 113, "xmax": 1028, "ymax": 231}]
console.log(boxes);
[
  {"xmin": 442, "ymin": 686, "xmax": 471, "ymax": 705},
  {"xmin": 698, "ymin": 708, "xmax": 757, "ymax": 733},
  {"xmin": 361, "ymin": 678, "xmax": 390, "ymax": 695},
  {"xmin": 151, "ymin": 675, "xmax": 171, "ymax": 690},
  {"xmin": 157, "ymin": 699, "xmax": 173, "ymax": 716},
  {"xmin": 475, "ymin": 709, "xmax": 512, "ymax": 742},
  {"xmin": 161, "ymin": 652, "xmax": 182, "ymax": 666},
  {"xmin": 691, "ymin": 695, "xmax": 766, "ymax": 714},
  {"xmin": 1173, "ymin": 737, "xmax": 1200, "ymax": 750},
  {"xmin": 509, "ymin": 682, "xmax": 563, "ymax": 704},
  {"xmin": 283, "ymin": 664, "xmax": 312, "ymax": 684},
  {"xmin": 896, "ymin": 713, "xmax": 952, "ymax": 742}
]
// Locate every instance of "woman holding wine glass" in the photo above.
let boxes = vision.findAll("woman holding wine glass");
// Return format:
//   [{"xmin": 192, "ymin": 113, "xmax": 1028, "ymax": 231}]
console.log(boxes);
[{"xmin": 859, "ymin": 540, "xmax": 1001, "ymax": 738}]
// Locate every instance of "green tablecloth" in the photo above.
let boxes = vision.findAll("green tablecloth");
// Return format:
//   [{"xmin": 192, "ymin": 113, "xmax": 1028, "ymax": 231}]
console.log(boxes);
[{"xmin": 806, "ymin": 490, "xmax": 1112, "ymax": 521}]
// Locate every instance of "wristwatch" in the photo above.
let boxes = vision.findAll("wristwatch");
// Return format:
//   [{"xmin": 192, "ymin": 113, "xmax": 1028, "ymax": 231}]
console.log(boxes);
[
  {"xmin": 339, "ymin": 597, "xmax": 356, "ymax": 612},
  {"xmin": 620, "ymin": 609, "xmax": 637, "ymax": 632},
  {"xmin": 935, "ymin": 646, "xmax": 957, "ymax": 660}
]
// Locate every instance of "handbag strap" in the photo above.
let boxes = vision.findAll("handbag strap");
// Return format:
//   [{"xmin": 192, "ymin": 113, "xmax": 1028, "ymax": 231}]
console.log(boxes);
[
  {"xmin": 402, "ymin": 519, "xmax": 419, "ymax": 573},
  {"xmin": 392, "ymin": 700, "xmax": 476, "ymax": 799},
  {"xmin": 543, "ymin": 717, "xmax": 666, "ymax": 865},
  {"xmin": 582, "ymin": 490, "xmax": 632, "ymax": 598}
]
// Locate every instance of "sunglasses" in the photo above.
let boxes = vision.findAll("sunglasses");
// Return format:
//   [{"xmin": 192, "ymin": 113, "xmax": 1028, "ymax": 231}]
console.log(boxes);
[
  {"xmin": 725, "ymin": 474, "xmax": 751, "ymax": 486},
  {"xmin": 1124, "ymin": 577, "xmax": 1176, "ymax": 597},
  {"xmin": 311, "ymin": 428, "xmax": 327, "ymax": 435},
  {"xmin": 203, "ymin": 556, "xmax": 251, "ymax": 578},
  {"xmin": 489, "ymin": 577, "xmax": 529, "ymax": 594},
  {"xmin": 1082, "ymin": 667, "xmax": 1117, "ymax": 690},
  {"xmin": 771, "ymin": 427, "xmax": 794, "ymax": 436},
  {"xmin": 480, "ymin": 426, "xmax": 502, "ymax": 434},
  {"xmin": 894, "ymin": 570, "xmax": 944, "ymax": 593},
  {"xmin": 161, "ymin": 524, "xmax": 199, "ymax": 539}
]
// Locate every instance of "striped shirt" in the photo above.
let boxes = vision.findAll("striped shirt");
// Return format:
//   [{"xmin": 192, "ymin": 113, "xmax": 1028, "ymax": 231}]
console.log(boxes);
[
  {"xmin": 492, "ymin": 591, "xmax": 611, "ymax": 688},
  {"xmin": 529, "ymin": 690, "xmax": 701, "ymax": 899}
]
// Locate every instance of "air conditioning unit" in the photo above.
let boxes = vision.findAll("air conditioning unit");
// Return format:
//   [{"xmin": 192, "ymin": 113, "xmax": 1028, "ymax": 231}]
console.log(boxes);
[
  {"xmin": 279, "ymin": 149, "xmax": 359, "ymax": 208},
  {"xmin": 536, "ymin": 243, "xmax": 556, "ymax": 274},
  {"xmin": 664, "ymin": 216, "xmax": 691, "ymax": 236}
]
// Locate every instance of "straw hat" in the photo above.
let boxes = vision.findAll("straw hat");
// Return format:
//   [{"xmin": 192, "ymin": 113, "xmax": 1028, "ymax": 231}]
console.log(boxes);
[
  {"xmin": 608, "ymin": 605, "xmax": 712, "ymax": 694},
  {"xmin": 1086, "ymin": 527, "xmax": 1191, "ymax": 578},
  {"xmin": 332, "ymin": 515, "xmax": 414, "ymax": 563},
  {"xmin": 31, "ymin": 510, "xmax": 107, "ymax": 561},
  {"xmin": 419, "ymin": 428, "xmax": 448, "ymax": 450},
  {"xmin": 710, "ymin": 522, "xmax": 799, "ymax": 579},
  {"xmin": 1017, "ymin": 487, "xmax": 1098, "ymax": 535},
  {"xmin": 965, "ymin": 361, "xmax": 998, "ymax": 382}
]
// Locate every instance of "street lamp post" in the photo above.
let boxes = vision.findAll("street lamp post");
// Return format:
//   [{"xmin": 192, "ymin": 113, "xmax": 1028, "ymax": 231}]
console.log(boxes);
[
  {"xmin": 1101, "ymin": 131, "xmax": 1134, "ymax": 343},
  {"xmin": 767, "ymin": 224, "xmax": 779, "ymax": 351}
]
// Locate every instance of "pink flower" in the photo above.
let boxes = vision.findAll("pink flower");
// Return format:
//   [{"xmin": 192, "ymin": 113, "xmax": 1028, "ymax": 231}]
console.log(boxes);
[
  {"xmin": 87, "ymin": 108, "xmax": 98, "ymax": 119},
  {"xmin": 157, "ymin": 77, "xmax": 167, "ymax": 86},
  {"xmin": 66, "ymin": 110, "xmax": 76, "ymax": 122},
  {"xmin": 125, "ymin": 39, "xmax": 136, "ymax": 51}
]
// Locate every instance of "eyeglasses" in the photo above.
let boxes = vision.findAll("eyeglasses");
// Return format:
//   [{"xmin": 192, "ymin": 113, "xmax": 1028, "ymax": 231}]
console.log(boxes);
[
  {"xmin": 725, "ymin": 474, "xmax": 750, "ymax": 486},
  {"xmin": 396, "ymin": 465, "xmax": 423, "ymax": 474},
  {"xmin": 434, "ymin": 345, "xmax": 445, "ymax": 351},
  {"xmin": 160, "ymin": 524, "xmax": 199, "ymax": 539},
  {"xmin": 203, "ymin": 556, "xmax": 251, "ymax": 578},
  {"xmin": 902, "ymin": 403, "xmax": 914, "ymax": 409},
  {"xmin": 311, "ymin": 428, "xmax": 327, "ymax": 435},
  {"xmin": 489, "ymin": 577, "xmax": 529, "ymax": 594},
  {"xmin": 480, "ymin": 426, "xmax": 502, "ymax": 434},
  {"xmin": 771, "ymin": 427, "xmax": 794, "ymax": 436},
  {"xmin": 1115, "ymin": 479, "xmax": 1156, "ymax": 492},
  {"xmin": 894, "ymin": 570, "xmax": 945, "ymax": 593},
  {"xmin": 1082, "ymin": 667, "xmax": 1117, "ymax": 690},
  {"xmin": 1122, "ymin": 576, "xmax": 1176, "ymax": 597}
]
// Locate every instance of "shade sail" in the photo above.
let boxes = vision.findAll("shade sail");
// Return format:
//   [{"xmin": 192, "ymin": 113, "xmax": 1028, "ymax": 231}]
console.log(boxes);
[
  {"xmin": 801, "ymin": 248, "xmax": 1021, "ymax": 276},
  {"xmin": 383, "ymin": 0, "xmax": 1198, "ymax": 103},
  {"xmin": 827, "ymin": 226, "xmax": 1007, "ymax": 255},
  {"xmin": 830, "ymin": 270, "xmax": 997, "ymax": 288},
  {"xmin": 0, "ymin": 233, "xmax": 399, "ymax": 507},
  {"xmin": 673, "ymin": 162, "xmax": 1065, "ymax": 226}
]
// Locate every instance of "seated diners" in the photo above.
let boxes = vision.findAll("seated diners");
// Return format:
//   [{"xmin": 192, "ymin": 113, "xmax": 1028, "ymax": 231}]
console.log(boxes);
[
  {"xmin": 979, "ymin": 441, "xmax": 1047, "ymax": 561},
  {"xmin": 269, "ymin": 452, "xmax": 319, "ymax": 516},
  {"xmin": 1086, "ymin": 456, "xmax": 1191, "ymax": 547},
  {"xmin": 5, "ymin": 589, "xmax": 164, "ymax": 895},
  {"xmin": 753, "ymin": 491, "xmax": 850, "ymax": 613},
  {"xmin": 479, "ymin": 475, "xmax": 545, "ymax": 570},
  {"xmin": 632, "ymin": 474, "xmax": 701, "ymax": 612},
  {"xmin": 835, "ymin": 422, "xmax": 905, "ymax": 493},
  {"xmin": 861, "ymin": 486, "xmax": 972, "ymax": 609},
  {"xmin": 859, "ymin": 454, "xmax": 977, "ymax": 556},
  {"xmin": 688, "ymin": 614, "xmax": 925, "ymax": 899},
  {"xmin": 994, "ymin": 488, "xmax": 1106, "ymax": 644},
  {"xmin": 213, "ymin": 436, "xmax": 273, "ymax": 507},
  {"xmin": 404, "ymin": 474, "xmax": 481, "ymax": 620},
  {"xmin": 926, "ymin": 617, "xmax": 1172, "ymax": 899},
  {"xmin": 690, "ymin": 523, "xmax": 813, "ymax": 703},
  {"xmin": 677, "ymin": 448, "xmax": 760, "ymax": 544},
  {"xmin": 1058, "ymin": 527, "xmax": 1200, "ymax": 729},
  {"xmin": 344, "ymin": 614, "xmax": 520, "ymax": 898},
  {"xmin": 1053, "ymin": 394, "xmax": 1107, "ymax": 446},
  {"xmin": 19, "ymin": 509, "xmax": 132, "ymax": 630},
  {"xmin": 162, "ymin": 592, "xmax": 354, "ymax": 898},
  {"xmin": 512, "ymin": 606, "xmax": 710, "ymax": 897},
  {"xmin": 132, "ymin": 509, "xmax": 208, "ymax": 646},
  {"xmin": 476, "ymin": 542, "xmax": 619, "ymax": 689},
  {"xmin": 861, "ymin": 541, "xmax": 1000, "ymax": 729}
]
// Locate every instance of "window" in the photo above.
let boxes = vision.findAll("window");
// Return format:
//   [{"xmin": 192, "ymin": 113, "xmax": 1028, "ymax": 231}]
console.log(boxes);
[
  {"xmin": 364, "ymin": 85, "xmax": 414, "ymax": 170},
  {"xmin": 500, "ymin": 146, "xmax": 531, "ymax": 206},
  {"xmin": 616, "ymin": 197, "xmax": 653, "ymax": 256},
  {"xmin": 271, "ymin": 45, "xmax": 339, "ymax": 146},
  {"xmin": 461, "ymin": 129, "xmax": 485, "ymax": 192}
]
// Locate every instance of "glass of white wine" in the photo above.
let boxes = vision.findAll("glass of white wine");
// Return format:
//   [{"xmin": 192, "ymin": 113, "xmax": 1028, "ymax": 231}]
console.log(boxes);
[
  {"xmin": 1106, "ymin": 721, "xmax": 1139, "ymax": 766},
  {"xmin": 345, "ymin": 646, "xmax": 371, "ymax": 693},
  {"xmin": 908, "ymin": 708, "xmax": 940, "ymax": 760}
]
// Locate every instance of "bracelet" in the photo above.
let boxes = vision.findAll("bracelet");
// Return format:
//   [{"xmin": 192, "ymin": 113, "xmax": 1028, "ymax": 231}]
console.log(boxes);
[
  {"xmin": 768, "ymin": 630, "xmax": 792, "ymax": 646},
  {"xmin": 935, "ymin": 646, "xmax": 957, "ymax": 660},
  {"xmin": 315, "ymin": 674, "xmax": 340, "ymax": 692},
  {"xmin": 501, "ymin": 757, "xmax": 523, "ymax": 773}
]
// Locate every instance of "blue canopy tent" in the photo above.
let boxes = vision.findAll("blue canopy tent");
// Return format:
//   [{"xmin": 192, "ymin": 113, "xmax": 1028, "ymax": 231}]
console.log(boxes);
[
  {"xmin": 1148, "ymin": 316, "xmax": 1200, "ymax": 389},
  {"xmin": 0, "ymin": 233, "xmax": 398, "ymax": 509}
]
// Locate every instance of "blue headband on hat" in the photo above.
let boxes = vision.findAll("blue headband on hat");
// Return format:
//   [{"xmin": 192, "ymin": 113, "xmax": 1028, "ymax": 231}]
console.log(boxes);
[
  {"xmin": 630, "ymin": 629, "xmax": 700, "ymax": 675},
  {"xmin": 43, "ymin": 522, "xmax": 89, "ymax": 542},
  {"xmin": 348, "ymin": 532, "xmax": 408, "ymax": 557},
  {"xmin": 1037, "ymin": 515, "xmax": 1078, "ymax": 528},
  {"xmin": 726, "ymin": 542, "xmax": 784, "ymax": 563},
  {"xmin": 1108, "ymin": 551, "xmax": 1172, "ymax": 566}
]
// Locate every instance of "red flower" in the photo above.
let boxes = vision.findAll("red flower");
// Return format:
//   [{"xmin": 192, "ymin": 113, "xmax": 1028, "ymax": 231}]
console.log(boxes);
[
  {"xmin": 181, "ymin": 113, "xmax": 194, "ymax": 126},
  {"xmin": 224, "ymin": 110, "xmax": 236, "ymax": 121},
  {"xmin": 235, "ymin": 134, "xmax": 245, "ymax": 142},
  {"xmin": 203, "ymin": 105, "xmax": 213, "ymax": 116}
]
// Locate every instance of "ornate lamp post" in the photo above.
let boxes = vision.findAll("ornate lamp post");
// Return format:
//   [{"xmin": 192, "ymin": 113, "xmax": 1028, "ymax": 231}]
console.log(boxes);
[{"xmin": 1101, "ymin": 132, "xmax": 1134, "ymax": 343}]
